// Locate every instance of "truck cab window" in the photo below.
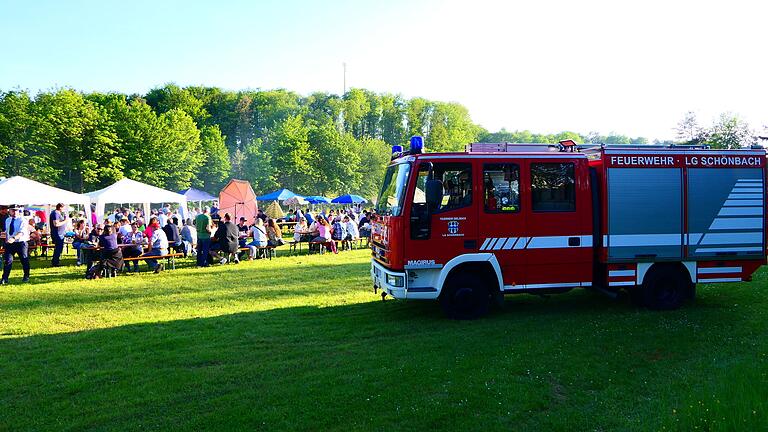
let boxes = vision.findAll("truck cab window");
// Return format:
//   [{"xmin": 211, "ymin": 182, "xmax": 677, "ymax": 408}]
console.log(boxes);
[
  {"xmin": 484, "ymin": 163, "xmax": 520, "ymax": 212},
  {"xmin": 413, "ymin": 162, "xmax": 472, "ymax": 212},
  {"xmin": 531, "ymin": 162, "xmax": 576, "ymax": 212}
]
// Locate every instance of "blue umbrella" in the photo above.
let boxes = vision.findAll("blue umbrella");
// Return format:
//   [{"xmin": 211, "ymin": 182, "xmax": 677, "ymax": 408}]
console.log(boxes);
[
  {"xmin": 305, "ymin": 195, "xmax": 331, "ymax": 204},
  {"xmin": 257, "ymin": 188, "xmax": 298, "ymax": 201},
  {"xmin": 331, "ymin": 194, "xmax": 368, "ymax": 204}
]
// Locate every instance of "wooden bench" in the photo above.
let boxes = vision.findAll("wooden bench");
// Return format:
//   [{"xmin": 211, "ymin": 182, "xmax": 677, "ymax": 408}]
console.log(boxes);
[
  {"xmin": 238, "ymin": 245, "xmax": 276, "ymax": 260},
  {"xmin": 123, "ymin": 252, "xmax": 185, "ymax": 270}
]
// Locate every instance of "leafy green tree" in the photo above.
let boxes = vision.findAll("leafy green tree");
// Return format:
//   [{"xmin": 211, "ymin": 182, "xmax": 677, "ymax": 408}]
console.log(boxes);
[
  {"xmin": 145, "ymin": 84, "xmax": 210, "ymax": 125},
  {"xmin": 0, "ymin": 90, "xmax": 50, "ymax": 179},
  {"xmin": 263, "ymin": 115, "xmax": 314, "ymax": 191},
  {"xmin": 342, "ymin": 88, "xmax": 371, "ymax": 138},
  {"xmin": 35, "ymin": 89, "xmax": 122, "ymax": 192},
  {"xmin": 93, "ymin": 94, "xmax": 168, "ymax": 187},
  {"xmin": 156, "ymin": 109, "xmax": 204, "ymax": 190},
  {"xmin": 195, "ymin": 125, "xmax": 231, "ymax": 192},
  {"xmin": 357, "ymin": 137, "xmax": 392, "ymax": 200},
  {"xmin": 675, "ymin": 111, "xmax": 704, "ymax": 143},
  {"xmin": 308, "ymin": 121, "xmax": 361, "ymax": 195},
  {"xmin": 705, "ymin": 113, "xmax": 754, "ymax": 149},
  {"xmin": 242, "ymin": 139, "xmax": 278, "ymax": 194},
  {"xmin": 380, "ymin": 93, "xmax": 406, "ymax": 145}
]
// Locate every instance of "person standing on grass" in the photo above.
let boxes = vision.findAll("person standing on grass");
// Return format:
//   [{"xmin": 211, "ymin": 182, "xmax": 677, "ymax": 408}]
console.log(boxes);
[
  {"xmin": 195, "ymin": 206, "xmax": 213, "ymax": 267},
  {"xmin": 1, "ymin": 207, "xmax": 31, "ymax": 284},
  {"xmin": 49, "ymin": 203, "xmax": 68, "ymax": 267},
  {"xmin": 142, "ymin": 217, "xmax": 168, "ymax": 273}
]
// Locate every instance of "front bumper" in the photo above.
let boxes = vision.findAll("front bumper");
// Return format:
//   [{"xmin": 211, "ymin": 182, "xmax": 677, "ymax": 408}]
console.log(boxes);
[
  {"xmin": 371, "ymin": 260, "xmax": 441, "ymax": 300},
  {"xmin": 371, "ymin": 260, "xmax": 407, "ymax": 299}
]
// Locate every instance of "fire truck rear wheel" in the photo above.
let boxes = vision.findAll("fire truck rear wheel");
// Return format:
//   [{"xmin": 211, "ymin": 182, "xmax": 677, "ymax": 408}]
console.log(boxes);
[
  {"xmin": 440, "ymin": 273, "xmax": 490, "ymax": 320},
  {"xmin": 638, "ymin": 265, "xmax": 692, "ymax": 310}
]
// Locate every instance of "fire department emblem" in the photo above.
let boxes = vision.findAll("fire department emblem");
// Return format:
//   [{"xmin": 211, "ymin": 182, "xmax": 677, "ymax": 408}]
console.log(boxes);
[{"xmin": 447, "ymin": 221, "xmax": 459, "ymax": 234}]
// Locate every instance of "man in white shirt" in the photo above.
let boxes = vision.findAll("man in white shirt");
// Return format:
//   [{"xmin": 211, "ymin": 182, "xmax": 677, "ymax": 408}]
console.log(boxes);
[
  {"xmin": 158, "ymin": 210, "xmax": 168, "ymax": 228},
  {"xmin": 118, "ymin": 217, "xmax": 132, "ymax": 240},
  {"xmin": 142, "ymin": 216, "xmax": 168, "ymax": 273},
  {"xmin": 2, "ymin": 207, "xmax": 31, "ymax": 284}
]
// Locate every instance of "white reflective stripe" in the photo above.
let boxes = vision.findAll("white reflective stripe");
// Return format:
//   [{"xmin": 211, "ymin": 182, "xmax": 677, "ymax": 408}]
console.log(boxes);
[
  {"xmin": 525, "ymin": 235, "xmax": 592, "ymax": 249},
  {"xmin": 479, "ymin": 238, "xmax": 492, "ymax": 251},
  {"xmin": 688, "ymin": 233, "xmax": 703, "ymax": 244},
  {"xmin": 695, "ymin": 246, "xmax": 763, "ymax": 253},
  {"xmin": 709, "ymin": 218, "xmax": 764, "ymax": 230},
  {"xmin": 723, "ymin": 200, "xmax": 763, "ymax": 207},
  {"xmin": 698, "ymin": 267, "xmax": 741, "ymax": 274},
  {"xmin": 608, "ymin": 233, "xmax": 682, "ymax": 247},
  {"xmin": 697, "ymin": 277, "xmax": 742, "ymax": 283},
  {"xmin": 737, "ymin": 179, "xmax": 763, "ymax": 183},
  {"xmin": 609, "ymin": 270, "xmax": 635, "ymax": 277},
  {"xmin": 527, "ymin": 236, "xmax": 570, "ymax": 249},
  {"xmin": 514, "ymin": 237, "xmax": 528, "ymax": 249},
  {"xmin": 699, "ymin": 232, "xmax": 763, "ymax": 245},
  {"xmin": 491, "ymin": 238, "xmax": 506, "ymax": 250},
  {"xmin": 581, "ymin": 282, "xmax": 592, "ymax": 287},
  {"xmin": 609, "ymin": 281, "xmax": 635, "ymax": 287},
  {"xmin": 603, "ymin": 235, "xmax": 608, "ymax": 245},
  {"xmin": 728, "ymin": 193, "xmax": 763, "ymax": 199},
  {"xmin": 718, "ymin": 207, "xmax": 763, "ymax": 216},
  {"xmin": 502, "ymin": 237, "xmax": 517, "ymax": 250},
  {"xmin": 730, "ymin": 188, "xmax": 763, "ymax": 193}
]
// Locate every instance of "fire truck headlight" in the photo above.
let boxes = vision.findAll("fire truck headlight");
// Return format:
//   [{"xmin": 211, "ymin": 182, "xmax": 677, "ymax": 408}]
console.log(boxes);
[{"xmin": 386, "ymin": 274, "xmax": 404, "ymax": 287}]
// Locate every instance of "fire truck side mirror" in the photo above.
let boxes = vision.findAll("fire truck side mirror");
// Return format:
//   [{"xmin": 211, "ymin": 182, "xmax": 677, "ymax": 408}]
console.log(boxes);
[{"xmin": 425, "ymin": 179, "xmax": 443, "ymax": 212}]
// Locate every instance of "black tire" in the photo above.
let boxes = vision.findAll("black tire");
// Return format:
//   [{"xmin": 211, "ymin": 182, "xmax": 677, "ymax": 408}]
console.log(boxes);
[
  {"xmin": 639, "ymin": 265, "xmax": 692, "ymax": 310},
  {"xmin": 440, "ymin": 273, "xmax": 491, "ymax": 319}
]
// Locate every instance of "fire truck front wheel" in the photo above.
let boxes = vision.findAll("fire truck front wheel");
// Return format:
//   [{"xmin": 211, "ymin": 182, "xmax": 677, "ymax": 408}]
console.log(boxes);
[
  {"xmin": 440, "ymin": 273, "xmax": 491, "ymax": 320},
  {"xmin": 635, "ymin": 264, "xmax": 694, "ymax": 310}
]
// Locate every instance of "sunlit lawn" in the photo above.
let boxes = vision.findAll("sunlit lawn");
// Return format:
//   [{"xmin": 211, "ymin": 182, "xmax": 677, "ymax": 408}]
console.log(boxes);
[{"xmin": 0, "ymin": 248, "xmax": 766, "ymax": 431}]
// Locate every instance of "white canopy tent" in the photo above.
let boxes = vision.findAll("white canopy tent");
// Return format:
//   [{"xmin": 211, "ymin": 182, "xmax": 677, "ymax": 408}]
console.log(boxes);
[
  {"xmin": 85, "ymin": 178, "xmax": 188, "ymax": 222},
  {"xmin": 0, "ymin": 176, "xmax": 93, "ymax": 226}
]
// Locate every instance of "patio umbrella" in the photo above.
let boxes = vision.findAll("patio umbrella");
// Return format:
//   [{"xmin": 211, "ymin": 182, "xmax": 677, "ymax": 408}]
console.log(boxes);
[
  {"xmin": 257, "ymin": 188, "xmax": 298, "ymax": 201},
  {"xmin": 305, "ymin": 196, "xmax": 331, "ymax": 204},
  {"xmin": 219, "ymin": 179, "xmax": 258, "ymax": 222},
  {"xmin": 264, "ymin": 200, "xmax": 285, "ymax": 219},
  {"xmin": 331, "ymin": 194, "xmax": 368, "ymax": 204}
]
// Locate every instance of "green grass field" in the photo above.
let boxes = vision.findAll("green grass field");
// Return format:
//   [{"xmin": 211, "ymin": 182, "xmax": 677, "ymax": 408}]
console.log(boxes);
[{"xmin": 0, "ymin": 249, "xmax": 766, "ymax": 431}]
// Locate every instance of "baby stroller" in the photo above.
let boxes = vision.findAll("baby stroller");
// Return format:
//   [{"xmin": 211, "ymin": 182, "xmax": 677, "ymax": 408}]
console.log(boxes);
[{"xmin": 85, "ymin": 248, "xmax": 124, "ymax": 279}]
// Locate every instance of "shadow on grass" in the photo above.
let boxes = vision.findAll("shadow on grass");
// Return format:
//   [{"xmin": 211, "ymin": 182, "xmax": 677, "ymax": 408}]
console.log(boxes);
[{"xmin": 1, "ymin": 280, "xmax": 765, "ymax": 431}]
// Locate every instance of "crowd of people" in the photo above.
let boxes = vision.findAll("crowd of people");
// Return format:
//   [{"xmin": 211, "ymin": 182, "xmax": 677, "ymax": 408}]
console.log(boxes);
[{"xmin": 0, "ymin": 202, "xmax": 377, "ymax": 284}]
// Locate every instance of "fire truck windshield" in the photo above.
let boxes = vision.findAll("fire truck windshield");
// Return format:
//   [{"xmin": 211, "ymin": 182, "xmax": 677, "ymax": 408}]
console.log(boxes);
[{"xmin": 375, "ymin": 162, "xmax": 411, "ymax": 216}]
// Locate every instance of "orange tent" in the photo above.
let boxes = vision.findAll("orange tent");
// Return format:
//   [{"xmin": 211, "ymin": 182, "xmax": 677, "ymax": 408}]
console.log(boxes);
[{"xmin": 218, "ymin": 179, "xmax": 258, "ymax": 223}]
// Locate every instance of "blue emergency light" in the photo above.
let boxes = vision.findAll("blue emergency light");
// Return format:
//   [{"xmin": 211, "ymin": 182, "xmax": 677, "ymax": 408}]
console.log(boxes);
[
  {"xmin": 410, "ymin": 136, "xmax": 424, "ymax": 154},
  {"xmin": 391, "ymin": 145, "xmax": 403, "ymax": 155}
]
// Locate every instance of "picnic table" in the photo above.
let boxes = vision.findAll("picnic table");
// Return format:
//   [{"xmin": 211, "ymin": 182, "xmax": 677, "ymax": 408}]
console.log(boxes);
[{"xmin": 277, "ymin": 221, "xmax": 295, "ymax": 234}]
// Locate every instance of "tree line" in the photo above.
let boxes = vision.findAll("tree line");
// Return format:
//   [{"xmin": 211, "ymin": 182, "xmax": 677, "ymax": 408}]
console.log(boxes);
[{"xmin": 1, "ymin": 84, "xmax": 762, "ymax": 199}]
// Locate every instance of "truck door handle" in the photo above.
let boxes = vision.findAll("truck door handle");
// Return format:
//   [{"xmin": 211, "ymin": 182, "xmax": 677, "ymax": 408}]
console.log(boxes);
[
  {"xmin": 464, "ymin": 240, "xmax": 476, "ymax": 249},
  {"xmin": 568, "ymin": 237, "xmax": 580, "ymax": 246}
]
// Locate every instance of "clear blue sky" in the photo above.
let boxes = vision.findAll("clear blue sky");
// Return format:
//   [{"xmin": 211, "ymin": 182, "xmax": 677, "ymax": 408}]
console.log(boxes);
[{"xmin": 1, "ymin": 0, "xmax": 766, "ymax": 140}]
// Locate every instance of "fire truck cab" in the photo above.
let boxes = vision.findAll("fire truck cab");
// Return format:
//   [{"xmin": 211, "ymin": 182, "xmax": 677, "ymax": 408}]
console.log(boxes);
[{"xmin": 370, "ymin": 137, "xmax": 767, "ymax": 319}]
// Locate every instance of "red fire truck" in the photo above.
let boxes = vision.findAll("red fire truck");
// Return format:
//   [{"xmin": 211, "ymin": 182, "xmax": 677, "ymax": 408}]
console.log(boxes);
[{"xmin": 370, "ymin": 137, "xmax": 767, "ymax": 318}]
